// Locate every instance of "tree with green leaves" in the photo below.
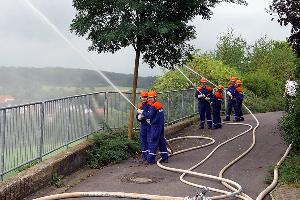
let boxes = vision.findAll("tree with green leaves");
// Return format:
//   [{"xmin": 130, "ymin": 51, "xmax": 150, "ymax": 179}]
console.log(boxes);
[
  {"xmin": 70, "ymin": 0, "xmax": 247, "ymax": 139},
  {"xmin": 270, "ymin": 0, "xmax": 300, "ymax": 57},
  {"xmin": 215, "ymin": 29, "xmax": 248, "ymax": 72}
]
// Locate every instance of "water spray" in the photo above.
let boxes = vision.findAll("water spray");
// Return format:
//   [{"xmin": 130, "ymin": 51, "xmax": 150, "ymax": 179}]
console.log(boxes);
[
  {"xmin": 23, "ymin": 0, "xmax": 137, "ymax": 109},
  {"xmin": 174, "ymin": 66, "xmax": 196, "ymax": 88},
  {"xmin": 184, "ymin": 65, "xmax": 217, "ymax": 87},
  {"xmin": 23, "ymin": 1, "xmax": 291, "ymax": 199}
]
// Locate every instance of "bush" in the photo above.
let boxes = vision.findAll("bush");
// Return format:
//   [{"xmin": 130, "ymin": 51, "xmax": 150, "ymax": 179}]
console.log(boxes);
[
  {"xmin": 153, "ymin": 54, "xmax": 241, "ymax": 92},
  {"xmin": 248, "ymin": 39, "xmax": 297, "ymax": 80},
  {"xmin": 280, "ymin": 91, "xmax": 300, "ymax": 151},
  {"xmin": 243, "ymin": 72, "xmax": 282, "ymax": 97},
  {"xmin": 242, "ymin": 90, "xmax": 284, "ymax": 113},
  {"xmin": 87, "ymin": 127, "xmax": 140, "ymax": 168},
  {"xmin": 279, "ymin": 153, "xmax": 300, "ymax": 187}
]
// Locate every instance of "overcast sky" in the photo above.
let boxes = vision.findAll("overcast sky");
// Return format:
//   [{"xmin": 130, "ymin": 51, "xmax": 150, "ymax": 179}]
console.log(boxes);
[{"xmin": 0, "ymin": 0, "xmax": 291, "ymax": 77}]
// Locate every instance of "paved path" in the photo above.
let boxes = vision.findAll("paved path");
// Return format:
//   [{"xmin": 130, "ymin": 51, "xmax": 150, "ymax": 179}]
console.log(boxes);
[{"xmin": 29, "ymin": 112, "xmax": 289, "ymax": 200}]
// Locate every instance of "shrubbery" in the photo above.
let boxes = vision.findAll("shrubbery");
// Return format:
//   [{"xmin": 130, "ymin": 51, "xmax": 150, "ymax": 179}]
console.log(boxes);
[
  {"xmin": 153, "ymin": 55, "xmax": 240, "ymax": 92},
  {"xmin": 153, "ymin": 31, "xmax": 299, "ymax": 113},
  {"xmin": 279, "ymin": 153, "xmax": 300, "ymax": 187},
  {"xmin": 280, "ymin": 91, "xmax": 300, "ymax": 152},
  {"xmin": 87, "ymin": 127, "xmax": 140, "ymax": 168}
]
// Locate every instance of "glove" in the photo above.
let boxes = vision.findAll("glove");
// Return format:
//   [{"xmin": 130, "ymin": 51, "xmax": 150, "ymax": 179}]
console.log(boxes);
[
  {"xmin": 197, "ymin": 94, "xmax": 202, "ymax": 98},
  {"xmin": 205, "ymin": 97, "xmax": 210, "ymax": 101},
  {"xmin": 227, "ymin": 91, "xmax": 232, "ymax": 98},
  {"xmin": 137, "ymin": 109, "xmax": 144, "ymax": 114},
  {"xmin": 137, "ymin": 114, "xmax": 143, "ymax": 120},
  {"xmin": 146, "ymin": 119, "xmax": 151, "ymax": 124}
]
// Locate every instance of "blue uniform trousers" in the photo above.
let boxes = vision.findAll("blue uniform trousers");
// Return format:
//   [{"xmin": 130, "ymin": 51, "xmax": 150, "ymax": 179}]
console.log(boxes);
[
  {"xmin": 198, "ymin": 102, "xmax": 212, "ymax": 128},
  {"xmin": 226, "ymin": 99, "xmax": 238, "ymax": 120},
  {"xmin": 212, "ymin": 103, "xmax": 222, "ymax": 128},
  {"xmin": 140, "ymin": 124, "xmax": 150, "ymax": 161},
  {"xmin": 147, "ymin": 124, "xmax": 168, "ymax": 164},
  {"xmin": 236, "ymin": 99, "xmax": 243, "ymax": 119}
]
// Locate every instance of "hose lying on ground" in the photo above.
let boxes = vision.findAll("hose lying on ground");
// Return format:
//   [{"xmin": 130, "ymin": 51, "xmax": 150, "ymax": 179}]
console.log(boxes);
[{"xmin": 33, "ymin": 69, "xmax": 290, "ymax": 200}]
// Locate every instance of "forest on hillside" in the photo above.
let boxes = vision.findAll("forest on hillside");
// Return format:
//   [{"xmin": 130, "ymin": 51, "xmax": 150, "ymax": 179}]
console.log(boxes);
[{"xmin": 0, "ymin": 67, "xmax": 155, "ymax": 105}]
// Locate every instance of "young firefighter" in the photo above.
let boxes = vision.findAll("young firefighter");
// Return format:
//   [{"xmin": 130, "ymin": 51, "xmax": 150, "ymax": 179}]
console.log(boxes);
[
  {"xmin": 224, "ymin": 76, "xmax": 238, "ymax": 121},
  {"xmin": 235, "ymin": 80, "xmax": 244, "ymax": 121},
  {"xmin": 211, "ymin": 85, "xmax": 224, "ymax": 129},
  {"xmin": 137, "ymin": 91, "xmax": 168, "ymax": 164},
  {"xmin": 136, "ymin": 91, "xmax": 151, "ymax": 162},
  {"xmin": 195, "ymin": 77, "xmax": 213, "ymax": 129}
]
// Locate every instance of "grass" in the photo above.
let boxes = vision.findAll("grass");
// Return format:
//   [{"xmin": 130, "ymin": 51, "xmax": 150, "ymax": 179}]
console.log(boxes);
[{"xmin": 279, "ymin": 153, "xmax": 300, "ymax": 187}]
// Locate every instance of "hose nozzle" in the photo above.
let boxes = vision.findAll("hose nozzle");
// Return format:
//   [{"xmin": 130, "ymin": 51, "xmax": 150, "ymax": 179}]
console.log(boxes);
[{"xmin": 184, "ymin": 187, "xmax": 209, "ymax": 200}]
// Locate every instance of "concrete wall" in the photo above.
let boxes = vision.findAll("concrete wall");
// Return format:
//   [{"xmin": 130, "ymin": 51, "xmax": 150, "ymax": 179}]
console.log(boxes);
[{"xmin": 0, "ymin": 117, "xmax": 198, "ymax": 200}]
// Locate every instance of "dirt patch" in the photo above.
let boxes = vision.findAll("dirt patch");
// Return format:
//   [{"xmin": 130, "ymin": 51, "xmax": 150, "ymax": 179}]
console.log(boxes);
[{"xmin": 121, "ymin": 172, "xmax": 164, "ymax": 184}]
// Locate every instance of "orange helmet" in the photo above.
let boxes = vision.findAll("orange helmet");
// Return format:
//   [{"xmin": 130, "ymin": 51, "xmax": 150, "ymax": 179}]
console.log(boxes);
[
  {"xmin": 230, "ymin": 76, "xmax": 237, "ymax": 82},
  {"xmin": 217, "ymin": 85, "xmax": 224, "ymax": 90},
  {"xmin": 148, "ymin": 91, "xmax": 157, "ymax": 98},
  {"xmin": 236, "ymin": 80, "xmax": 242, "ymax": 85},
  {"xmin": 200, "ymin": 77, "xmax": 207, "ymax": 83},
  {"xmin": 139, "ymin": 91, "xmax": 148, "ymax": 97}
]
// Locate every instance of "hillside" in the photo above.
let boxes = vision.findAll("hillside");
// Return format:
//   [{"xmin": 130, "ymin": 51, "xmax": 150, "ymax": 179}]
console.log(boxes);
[
  {"xmin": 0, "ymin": 66, "xmax": 156, "ymax": 105},
  {"xmin": 0, "ymin": 66, "xmax": 155, "ymax": 88}
]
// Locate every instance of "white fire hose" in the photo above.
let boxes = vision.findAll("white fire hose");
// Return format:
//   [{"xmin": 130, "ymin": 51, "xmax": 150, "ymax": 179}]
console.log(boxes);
[{"xmin": 33, "ymin": 68, "xmax": 291, "ymax": 200}]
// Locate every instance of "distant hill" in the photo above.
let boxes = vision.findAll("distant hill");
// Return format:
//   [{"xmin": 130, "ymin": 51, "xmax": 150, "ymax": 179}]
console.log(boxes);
[
  {"xmin": 0, "ymin": 66, "xmax": 156, "ymax": 105},
  {"xmin": 0, "ymin": 66, "xmax": 155, "ymax": 88}
]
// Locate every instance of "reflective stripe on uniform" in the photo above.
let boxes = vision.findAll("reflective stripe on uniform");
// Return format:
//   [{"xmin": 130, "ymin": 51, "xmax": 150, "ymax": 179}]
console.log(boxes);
[{"xmin": 159, "ymin": 152, "xmax": 168, "ymax": 154}]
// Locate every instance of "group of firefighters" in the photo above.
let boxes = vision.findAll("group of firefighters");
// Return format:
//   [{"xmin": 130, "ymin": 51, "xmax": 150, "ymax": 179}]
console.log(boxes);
[
  {"xmin": 136, "ymin": 76, "xmax": 244, "ymax": 164},
  {"xmin": 196, "ymin": 76, "xmax": 244, "ymax": 129}
]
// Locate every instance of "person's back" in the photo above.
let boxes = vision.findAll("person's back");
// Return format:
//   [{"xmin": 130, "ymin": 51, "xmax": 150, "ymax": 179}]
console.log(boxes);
[
  {"xmin": 284, "ymin": 75, "xmax": 298, "ymax": 112},
  {"xmin": 285, "ymin": 79, "xmax": 298, "ymax": 97}
]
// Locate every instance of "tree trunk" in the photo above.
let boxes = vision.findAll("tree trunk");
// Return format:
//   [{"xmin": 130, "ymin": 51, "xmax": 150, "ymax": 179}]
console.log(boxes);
[{"xmin": 128, "ymin": 50, "xmax": 140, "ymax": 139}]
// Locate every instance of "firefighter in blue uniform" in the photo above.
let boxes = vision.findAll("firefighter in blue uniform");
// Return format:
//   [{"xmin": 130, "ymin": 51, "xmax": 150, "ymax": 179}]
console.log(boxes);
[
  {"xmin": 195, "ymin": 77, "xmax": 213, "ymax": 129},
  {"xmin": 211, "ymin": 85, "xmax": 224, "ymax": 129},
  {"xmin": 137, "ymin": 91, "xmax": 168, "ymax": 164},
  {"xmin": 235, "ymin": 80, "xmax": 244, "ymax": 121},
  {"xmin": 136, "ymin": 91, "xmax": 151, "ymax": 162},
  {"xmin": 224, "ymin": 77, "xmax": 238, "ymax": 121}
]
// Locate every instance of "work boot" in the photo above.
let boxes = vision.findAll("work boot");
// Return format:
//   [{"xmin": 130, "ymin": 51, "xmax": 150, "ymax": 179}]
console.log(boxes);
[
  {"xmin": 224, "ymin": 116, "xmax": 230, "ymax": 121},
  {"xmin": 240, "ymin": 116, "xmax": 244, "ymax": 121}
]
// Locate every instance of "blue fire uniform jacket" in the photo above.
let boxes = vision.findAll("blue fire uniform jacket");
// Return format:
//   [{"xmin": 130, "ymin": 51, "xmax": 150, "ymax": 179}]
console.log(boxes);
[
  {"xmin": 143, "ymin": 101, "xmax": 168, "ymax": 164},
  {"xmin": 195, "ymin": 86, "xmax": 213, "ymax": 128},
  {"xmin": 136, "ymin": 102, "xmax": 151, "ymax": 161},
  {"xmin": 235, "ymin": 86, "xmax": 244, "ymax": 119},
  {"xmin": 211, "ymin": 90, "xmax": 224, "ymax": 128}
]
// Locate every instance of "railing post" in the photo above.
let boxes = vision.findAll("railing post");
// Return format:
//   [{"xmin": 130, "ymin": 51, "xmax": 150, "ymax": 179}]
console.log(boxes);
[
  {"xmin": 39, "ymin": 103, "xmax": 44, "ymax": 162},
  {"xmin": 87, "ymin": 95, "xmax": 91, "ymax": 138},
  {"xmin": 167, "ymin": 92, "xmax": 170, "ymax": 125},
  {"xmin": 181, "ymin": 91, "xmax": 184, "ymax": 119},
  {"xmin": 105, "ymin": 92, "xmax": 109, "ymax": 129},
  {"xmin": 1, "ymin": 110, "xmax": 6, "ymax": 181},
  {"xmin": 67, "ymin": 99, "xmax": 71, "ymax": 148}
]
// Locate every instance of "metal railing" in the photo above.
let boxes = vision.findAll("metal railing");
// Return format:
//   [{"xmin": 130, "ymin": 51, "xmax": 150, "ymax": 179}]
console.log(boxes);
[{"xmin": 0, "ymin": 88, "xmax": 197, "ymax": 180}]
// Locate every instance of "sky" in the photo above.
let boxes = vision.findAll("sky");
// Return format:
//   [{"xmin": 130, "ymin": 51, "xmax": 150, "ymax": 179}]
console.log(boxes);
[{"xmin": 0, "ymin": 0, "xmax": 291, "ymax": 77}]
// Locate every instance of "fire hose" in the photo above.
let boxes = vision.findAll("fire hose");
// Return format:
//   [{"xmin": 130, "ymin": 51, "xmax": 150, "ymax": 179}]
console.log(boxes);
[{"xmin": 33, "ymin": 67, "xmax": 291, "ymax": 200}]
